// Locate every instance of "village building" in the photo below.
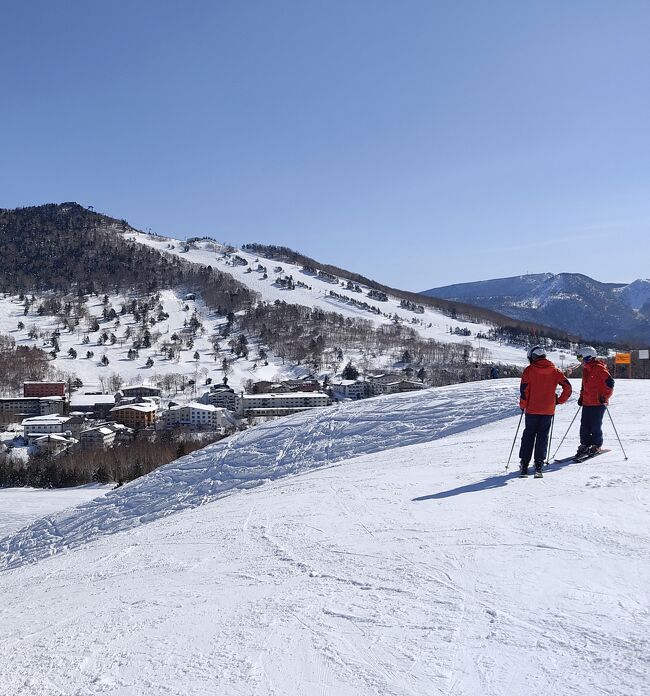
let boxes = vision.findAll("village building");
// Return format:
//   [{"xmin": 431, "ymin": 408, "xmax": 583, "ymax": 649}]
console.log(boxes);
[
  {"xmin": 281, "ymin": 378, "xmax": 321, "ymax": 393},
  {"xmin": 365, "ymin": 374, "xmax": 425, "ymax": 396},
  {"xmin": 69, "ymin": 393, "xmax": 116, "ymax": 419},
  {"xmin": 330, "ymin": 379, "xmax": 369, "ymax": 400},
  {"xmin": 23, "ymin": 381, "xmax": 66, "ymax": 398},
  {"xmin": 32, "ymin": 433, "xmax": 78, "ymax": 455},
  {"xmin": 79, "ymin": 422, "xmax": 132, "ymax": 449},
  {"xmin": 109, "ymin": 402, "xmax": 157, "ymax": 429},
  {"xmin": 162, "ymin": 402, "xmax": 236, "ymax": 431},
  {"xmin": 65, "ymin": 414, "xmax": 88, "ymax": 438},
  {"xmin": 115, "ymin": 385, "xmax": 162, "ymax": 403},
  {"xmin": 0, "ymin": 396, "xmax": 65, "ymax": 421},
  {"xmin": 21, "ymin": 414, "xmax": 73, "ymax": 445},
  {"xmin": 239, "ymin": 391, "xmax": 330, "ymax": 417},
  {"xmin": 202, "ymin": 384, "xmax": 239, "ymax": 411}
]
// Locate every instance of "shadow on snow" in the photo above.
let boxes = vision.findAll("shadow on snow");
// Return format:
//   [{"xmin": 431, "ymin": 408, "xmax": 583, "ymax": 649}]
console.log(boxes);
[{"xmin": 412, "ymin": 457, "xmax": 579, "ymax": 501}]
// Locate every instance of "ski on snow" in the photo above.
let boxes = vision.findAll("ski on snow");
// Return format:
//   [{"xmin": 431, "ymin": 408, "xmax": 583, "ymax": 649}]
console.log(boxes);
[{"xmin": 553, "ymin": 448, "xmax": 611, "ymax": 465}]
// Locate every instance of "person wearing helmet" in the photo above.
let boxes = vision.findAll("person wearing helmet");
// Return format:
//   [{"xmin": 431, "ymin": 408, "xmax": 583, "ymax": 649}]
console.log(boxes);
[
  {"xmin": 574, "ymin": 346, "xmax": 615, "ymax": 458},
  {"xmin": 518, "ymin": 345, "xmax": 572, "ymax": 477}
]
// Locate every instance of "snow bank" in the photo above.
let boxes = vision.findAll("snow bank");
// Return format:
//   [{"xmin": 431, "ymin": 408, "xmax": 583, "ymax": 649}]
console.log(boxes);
[{"xmin": 0, "ymin": 380, "xmax": 518, "ymax": 570}]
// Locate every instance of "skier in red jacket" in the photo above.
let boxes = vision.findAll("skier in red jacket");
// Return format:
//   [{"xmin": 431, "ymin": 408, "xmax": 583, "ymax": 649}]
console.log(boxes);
[
  {"xmin": 518, "ymin": 345, "xmax": 572, "ymax": 477},
  {"xmin": 574, "ymin": 346, "xmax": 615, "ymax": 458}
]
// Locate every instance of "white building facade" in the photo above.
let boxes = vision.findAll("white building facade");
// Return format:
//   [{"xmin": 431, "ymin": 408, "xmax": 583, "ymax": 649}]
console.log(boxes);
[
  {"xmin": 21, "ymin": 415, "xmax": 72, "ymax": 445},
  {"xmin": 239, "ymin": 391, "xmax": 330, "ymax": 417},
  {"xmin": 163, "ymin": 403, "xmax": 234, "ymax": 431}
]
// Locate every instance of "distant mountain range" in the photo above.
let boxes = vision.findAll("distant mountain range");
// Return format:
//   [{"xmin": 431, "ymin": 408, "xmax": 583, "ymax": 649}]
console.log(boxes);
[{"xmin": 422, "ymin": 273, "xmax": 650, "ymax": 346}]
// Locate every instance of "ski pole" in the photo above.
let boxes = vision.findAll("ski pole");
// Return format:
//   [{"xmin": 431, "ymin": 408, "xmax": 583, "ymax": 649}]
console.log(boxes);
[
  {"xmin": 545, "ymin": 414, "xmax": 555, "ymax": 466},
  {"xmin": 605, "ymin": 407, "xmax": 628, "ymax": 460},
  {"xmin": 505, "ymin": 410, "xmax": 524, "ymax": 471},
  {"xmin": 550, "ymin": 405, "xmax": 581, "ymax": 461}
]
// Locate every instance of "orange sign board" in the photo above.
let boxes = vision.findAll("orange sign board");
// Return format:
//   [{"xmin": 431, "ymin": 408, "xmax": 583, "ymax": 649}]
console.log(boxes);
[{"xmin": 615, "ymin": 352, "xmax": 631, "ymax": 364}]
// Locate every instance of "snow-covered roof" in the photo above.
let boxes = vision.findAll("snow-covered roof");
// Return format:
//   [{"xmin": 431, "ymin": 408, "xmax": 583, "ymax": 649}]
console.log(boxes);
[
  {"xmin": 110, "ymin": 403, "xmax": 157, "ymax": 413},
  {"xmin": 34, "ymin": 434, "xmax": 77, "ymax": 444},
  {"xmin": 24, "ymin": 381, "xmax": 65, "ymax": 385},
  {"xmin": 120, "ymin": 384, "xmax": 159, "ymax": 393},
  {"xmin": 70, "ymin": 395, "xmax": 116, "ymax": 406},
  {"xmin": 166, "ymin": 402, "xmax": 218, "ymax": 413},
  {"xmin": 21, "ymin": 415, "xmax": 70, "ymax": 426},
  {"xmin": 244, "ymin": 391, "xmax": 328, "ymax": 400},
  {"xmin": 81, "ymin": 426, "xmax": 115, "ymax": 437}
]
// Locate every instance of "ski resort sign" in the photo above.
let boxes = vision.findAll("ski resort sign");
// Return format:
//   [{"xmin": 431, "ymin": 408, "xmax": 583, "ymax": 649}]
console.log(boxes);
[
  {"xmin": 638, "ymin": 349, "xmax": 649, "ymax": 360},
  {"xmin": 615, "ymin": 352, "xmax": 631, "ymax": 364}
]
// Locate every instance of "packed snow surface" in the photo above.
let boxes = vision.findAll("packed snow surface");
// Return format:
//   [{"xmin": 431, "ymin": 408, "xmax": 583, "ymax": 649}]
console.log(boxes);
[
  {"xmin": 0, "ymin": 381, "xmax": 518, "ymax": 570},
  {"xmin": 1, "ymin": 380, "xmax": 648, "ymax": 695},
  {"xmin": 0, "ymin": 485, "xmax": 110, "ymax": 536}
]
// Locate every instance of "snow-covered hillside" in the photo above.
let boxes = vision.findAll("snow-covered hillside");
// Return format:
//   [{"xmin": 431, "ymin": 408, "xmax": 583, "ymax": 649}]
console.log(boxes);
[
  {"xmin": 0, "ymin": 288, "xmax": 299, "ymax": 395},
  {"xmin": 1, "ymin": 380, "xmax": 648, "ymax": 695},
  {"xmin": 127, "ymin": 232, "xmax": 539, "ymax": 367}
]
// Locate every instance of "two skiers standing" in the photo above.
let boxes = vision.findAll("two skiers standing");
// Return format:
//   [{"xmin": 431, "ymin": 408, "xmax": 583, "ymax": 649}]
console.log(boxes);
[
  {"xmin": 518, "ymin": 346, "xmax": 572, "ymax": 477},
  {"xmin": 517, "ymin": 344, "xmax": 615, "ymax": 477}
]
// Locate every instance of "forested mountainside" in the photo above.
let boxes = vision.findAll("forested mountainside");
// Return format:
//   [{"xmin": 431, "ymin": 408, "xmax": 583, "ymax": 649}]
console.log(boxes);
[
  {"xmin": 423, "ymin": 273, "xmax": 650, "ymax": 346},
  {"xmin": 0, "ymin": 203, "xmax": 256, "ymax": 313}
]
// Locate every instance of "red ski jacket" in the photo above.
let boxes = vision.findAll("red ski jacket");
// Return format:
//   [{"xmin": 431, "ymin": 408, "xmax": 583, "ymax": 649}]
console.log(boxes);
[
  {"xmin": 519, "ymin": 358, "xmax": 572, "ymax": 415},
  {"xmin": 580, "ymin": 359, "xmax": 614, "ymax": 406}
]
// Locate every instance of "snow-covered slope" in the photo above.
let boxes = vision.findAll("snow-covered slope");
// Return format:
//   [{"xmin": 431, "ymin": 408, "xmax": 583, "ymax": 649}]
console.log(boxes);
[
  {"xmin": 1, "ymin": 380, "xmax": 648, "ymax": 695},
  {"xmin": 0, "ymin": 288, "xmax": 298, "ymax": 395},
  {"xmin": 127, "ymin": 232, "xmax": 536, "ymax": 367},
  {"xmin": 0, "ymin": 381, "xmax": 518, "ymax": 570}
]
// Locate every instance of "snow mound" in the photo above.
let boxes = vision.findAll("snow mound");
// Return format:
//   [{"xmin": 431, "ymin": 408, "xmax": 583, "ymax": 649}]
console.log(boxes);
[{"xmin": 0, "ymin": 381, "xmax": 518, "ymax": 571}]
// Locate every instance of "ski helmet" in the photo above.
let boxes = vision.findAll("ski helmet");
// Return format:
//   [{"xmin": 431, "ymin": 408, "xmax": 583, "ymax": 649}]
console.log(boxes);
[
  {"xmin": 527, "ymin": 345, "xmax": 546, "ymax": 362},
  {"xmin": 576, "ymin": 345, "xmax": 597, "ymax": 361}
]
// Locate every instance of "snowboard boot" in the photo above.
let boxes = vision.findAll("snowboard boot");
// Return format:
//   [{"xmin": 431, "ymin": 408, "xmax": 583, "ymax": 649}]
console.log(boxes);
[
  {"xmin": 519, "ymin": 461, "xmax": 530, "ymax": 478},
  {"xmin": 534, "ymin": 461, "xmax": 543, "ymax": 478}
]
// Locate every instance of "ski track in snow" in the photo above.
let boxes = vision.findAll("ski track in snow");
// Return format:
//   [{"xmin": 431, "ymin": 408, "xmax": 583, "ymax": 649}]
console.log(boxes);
[
  {"xmin": 0, "ymin": 380, "xmax": 648, "ymax": 696},
  {"xmin": 0, "ymin": 381, "xmax": 518, "ymax": 571}
]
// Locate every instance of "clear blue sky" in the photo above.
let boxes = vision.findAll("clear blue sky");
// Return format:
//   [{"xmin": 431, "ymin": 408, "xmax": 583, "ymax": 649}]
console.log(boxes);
[{"xmin": 1, "ymin": 1, "xmax": 648, "ymax": 290}]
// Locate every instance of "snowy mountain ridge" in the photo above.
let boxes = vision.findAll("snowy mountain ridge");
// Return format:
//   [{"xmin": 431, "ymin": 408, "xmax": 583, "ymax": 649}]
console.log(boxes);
[{"xmin": 423, "ymin": 272, "xmax": 650, "ymax": 344}]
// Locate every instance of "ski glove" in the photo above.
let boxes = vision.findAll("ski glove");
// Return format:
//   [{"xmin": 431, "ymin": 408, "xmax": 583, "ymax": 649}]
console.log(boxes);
[
  {"xmin": 578, "ymin": 397, "xmax": 583, "ymax": 406},
  {"xmin": 599, "ymin": 395, "xmax": 606, "ymax": 404}
]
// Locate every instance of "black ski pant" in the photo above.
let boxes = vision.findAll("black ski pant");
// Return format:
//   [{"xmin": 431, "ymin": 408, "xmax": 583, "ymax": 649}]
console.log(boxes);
[
  {"xmin": 580, "ymin": 405, "xmax": 606, "ymax": 447},
  {"xmin": 519, "ymin": 413, "xmax": 553, "ymax": 465}
]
